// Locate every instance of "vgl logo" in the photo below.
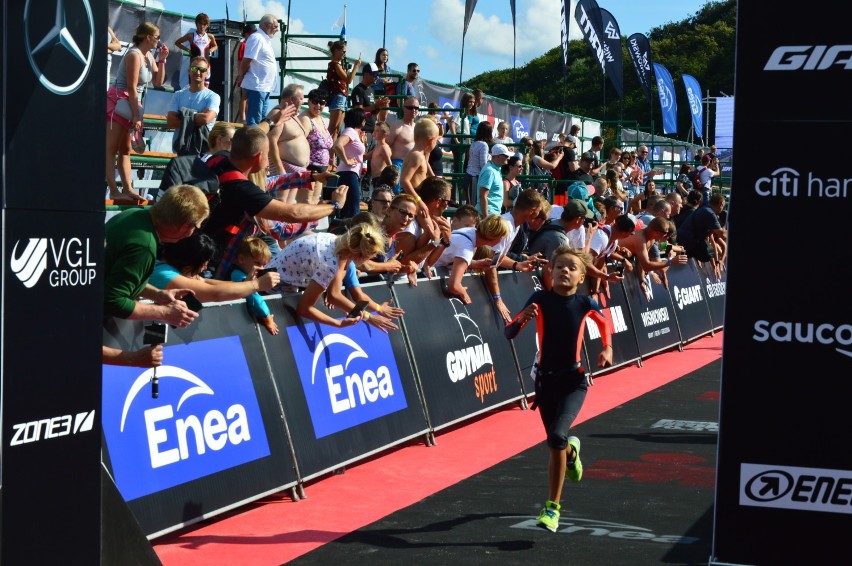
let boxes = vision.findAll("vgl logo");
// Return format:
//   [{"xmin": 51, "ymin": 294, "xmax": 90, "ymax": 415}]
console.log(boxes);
[{"xmin": 11, "ymin": 237, "xmax": 97, "ymax": 288}]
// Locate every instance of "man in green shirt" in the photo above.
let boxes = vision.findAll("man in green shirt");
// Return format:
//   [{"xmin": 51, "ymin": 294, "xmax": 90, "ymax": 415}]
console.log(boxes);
[{"xmin": 104, "ymin": 184, "xmax": 209, "ymax": 327}]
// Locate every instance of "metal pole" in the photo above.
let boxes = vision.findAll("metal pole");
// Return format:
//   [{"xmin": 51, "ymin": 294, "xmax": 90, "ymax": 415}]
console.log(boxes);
[
  {"xmin": 383, "ymin": 0, "xmax": 387, "ymax": 48},
  {"xmin": 512, "ymin": 22, "xmax": 517, "ymax": 101},
  {"xmin": 459, "ymin": 35, "xmax": 465, "ymax": 85}
]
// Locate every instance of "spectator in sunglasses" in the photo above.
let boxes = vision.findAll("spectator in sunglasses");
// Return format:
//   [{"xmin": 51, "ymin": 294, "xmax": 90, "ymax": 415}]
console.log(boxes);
[{"xmin": 166, "ymin": 56, "xmax": 220, "ymax": 156}]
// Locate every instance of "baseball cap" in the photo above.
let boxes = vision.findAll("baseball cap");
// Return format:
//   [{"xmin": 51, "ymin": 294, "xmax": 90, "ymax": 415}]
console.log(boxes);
[
  {"xmin": 363, "ymin": 62, "xmax": 380, "ymax": 75},
  {"xmin": 491, "ymin": 144, "xmax": 512, "ymax": 157},
  {"xmin": 701, "ymin": 154, "xmax": 712, "ymax": 165},
  {"xmin": 568, "ymin": 181, "xmax": 595, "ymax": 200},
  {"xmin": 565, "ymin": 135, "xmax": 579, "ymax": 145},
  {"xmin": 626, "ymin": 213, "xmax": 644, "ymax": 230},
  {"xmin": 562, "ymin": 199, "xmax": 594, "ymax": 220}
]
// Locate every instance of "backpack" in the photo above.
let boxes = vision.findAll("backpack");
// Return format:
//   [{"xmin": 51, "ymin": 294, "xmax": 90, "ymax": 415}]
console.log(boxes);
[
  {"xmin": 159, "ymin": 155, "xmax": 220, "ymax": 198},
  {"xmin": 157, "ymin": 154, "xmax": 246, "ymax": 221},
  {"xmin": 687, "ymin": 167, "xmax": 703, "ymax": 189}
]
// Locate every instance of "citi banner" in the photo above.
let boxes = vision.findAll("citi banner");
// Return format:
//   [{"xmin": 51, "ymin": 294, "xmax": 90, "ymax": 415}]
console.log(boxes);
[
  {"xmin": 574, "ymin": 0, "xmax": 607, "ymax": 75},
  {"xmin": 102, "ymin": 337, "xmax": 271, "ymax": 501},
  {"xmin": 712, "ymin": 3, "xmax": 852, "ymax": 564},
  {"xmin": 681, "ymin": 74, "xmax": 703, "ymax": 138},
  {"xmin": 598, "ymin": 8, "xmax": 624, "ymax": 98},
  {"xmin": 652, "ymin": 62, "xmax": 678, "ymax": 134},
  {"xmin": 286, "ymin": 320, "xmax": 408, "ymax": 439},
  {"xmin": 627, "ymin": 33, "xmax": 654, "ymax": 105}
]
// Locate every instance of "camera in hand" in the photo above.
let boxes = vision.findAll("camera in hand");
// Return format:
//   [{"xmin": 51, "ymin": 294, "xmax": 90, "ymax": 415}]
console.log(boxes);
[
  {"xmin": 604, "ymin": 260, "xmax": 625, "ymax": 276},
  {"xmin": 256, "ymin": 267, "xmax": 277, "ymax": 276},
  {"xmin": 583, "ymin": 218, "xmax": 598, "ymax": 228},
  {"xmin": 143, "ymin": 322, "xmax": 168, "ymax": 345}
]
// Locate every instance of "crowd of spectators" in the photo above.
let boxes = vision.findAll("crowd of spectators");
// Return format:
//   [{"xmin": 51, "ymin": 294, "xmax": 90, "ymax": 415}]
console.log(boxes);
[{"xmin": 103, "ymin": 16, "xmax": 728, "ymax": 368}]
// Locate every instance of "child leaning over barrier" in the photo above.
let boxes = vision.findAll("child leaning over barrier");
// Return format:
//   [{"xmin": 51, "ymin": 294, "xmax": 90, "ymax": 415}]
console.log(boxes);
[
  {"xmin": 504, "ymin": 245, "xmax": 614, "ymax": 533},
  {"xmin": 230, "ymin": 237, "xmax": 278, "ymax": 335}
]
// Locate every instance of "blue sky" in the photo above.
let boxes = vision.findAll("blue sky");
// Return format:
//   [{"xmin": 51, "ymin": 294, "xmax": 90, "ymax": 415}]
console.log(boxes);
[{"xmin": 131, "ymin": 0, "xmax": 712, "ymax": 85}]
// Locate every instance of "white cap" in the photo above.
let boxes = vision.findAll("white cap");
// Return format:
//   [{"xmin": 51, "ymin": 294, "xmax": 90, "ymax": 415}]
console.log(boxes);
[{"xmin": 490, "ymin": 143, "xmax": 512, "ymax": 157}]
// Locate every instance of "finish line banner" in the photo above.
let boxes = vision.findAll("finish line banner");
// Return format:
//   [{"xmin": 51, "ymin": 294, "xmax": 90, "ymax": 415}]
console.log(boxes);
[{"xmin": 711, "ymin": 3, "xmax": 852, "ymax": 565}]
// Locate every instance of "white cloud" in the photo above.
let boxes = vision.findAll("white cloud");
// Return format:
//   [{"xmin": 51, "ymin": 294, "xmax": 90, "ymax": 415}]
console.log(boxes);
[
  {"xmin": 124, "ymin": 0, "xmax": 166, "ymax": 10},
  {"xmin": 428, "ymin": 0, "xmax": 578, "ymax": 62}
]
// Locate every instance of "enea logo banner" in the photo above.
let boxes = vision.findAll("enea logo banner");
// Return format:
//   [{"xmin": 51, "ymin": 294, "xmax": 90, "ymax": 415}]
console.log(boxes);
[
  {"xmin": 741, "ymin": 463, "xmax": 852, "ymax": 515},
  {"xmin": 102, "ymin": 336, "xmax": 270, "ymax": 501},
  {"xmin": 286, "ymin": 322, "xmax": 407, "ymax": 439}
]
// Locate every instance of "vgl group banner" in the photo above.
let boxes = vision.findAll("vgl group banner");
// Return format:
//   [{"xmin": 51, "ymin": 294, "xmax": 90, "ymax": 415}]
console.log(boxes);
[{"xmin": 712, "ymin": 3, "xmax": 852, "ymax": 564}]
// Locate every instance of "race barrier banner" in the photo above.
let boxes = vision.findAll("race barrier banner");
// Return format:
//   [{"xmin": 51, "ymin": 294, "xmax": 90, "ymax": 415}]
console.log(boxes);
[
  {"xmin": 583, "ymin": 279, "xmax": 642, "ymax": 372},
  {"xmin": 711, "ymin": 3, "xmax": 851, "ymax": 564},
  {"xmin": 2, "ymin": 0, "xmax": 108, "ymax": 563},
  {"xmin": 622, "ymin": 267, "xmax": 682, "ymax": 356},
  {"xmin": 393, "ymin": 275, "xmax": 527, "ymax": 431},
  {"xmin": 666, "ymin": 260, "xmax": 714, "ymax": 343},
  {"xmin": 697, "ymin": 261, "xmax": 726, "ymax": 330},
  {"xmin": 102, "ymin": 303, "xmax": 299, "ymax": 537},
  {"xmin": 101, "ymin": 270, "xmax": 722, "ymax": 538},
  {"xmin": 263, "ymin": 288, "xmax": 430, "ymax": 483}
]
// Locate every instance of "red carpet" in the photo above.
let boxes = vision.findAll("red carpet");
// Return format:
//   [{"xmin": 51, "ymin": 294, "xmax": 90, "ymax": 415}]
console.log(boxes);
[{"xmin": 154, "ymin": 333, "xmax": 723, "ymax": 566}]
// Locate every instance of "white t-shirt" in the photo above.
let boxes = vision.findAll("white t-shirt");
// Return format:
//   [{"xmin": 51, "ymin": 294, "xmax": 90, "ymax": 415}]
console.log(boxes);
[
  {"xmin": 241, "ymin": 29, "xmax": 278, "ymax": 92},
  {"xmin": 491, "ymin": 212, "xmax": 519, "ymax": 263},
  {"xmin": 434, "ymin": 227, "xmax": 476, "ymax": 269},
  {"xmin": 269, "ymin": 232, "xmax": 338, "ymax": 289},
  {"xmin": 567, "ymin": 227, "xmax": 585, "ymax": 250}
]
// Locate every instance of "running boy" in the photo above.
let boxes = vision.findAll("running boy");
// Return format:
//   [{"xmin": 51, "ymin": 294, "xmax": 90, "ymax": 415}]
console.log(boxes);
[
  {"xmin": 230, "ymin": 237, "xmax": 278, "ymax": 335},
  {"xmin": 504, "ymin": 245, "xmax": 613, "ymax": 532},
  {"xmin": 400, "ymin": 118, "xmax": 439, "ymax": 214}
]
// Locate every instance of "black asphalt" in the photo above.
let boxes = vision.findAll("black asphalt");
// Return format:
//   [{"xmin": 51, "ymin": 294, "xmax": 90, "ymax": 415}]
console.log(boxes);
[{"xmin": 287, "ymin": 360, "xmax": 721, "ymax": 565}]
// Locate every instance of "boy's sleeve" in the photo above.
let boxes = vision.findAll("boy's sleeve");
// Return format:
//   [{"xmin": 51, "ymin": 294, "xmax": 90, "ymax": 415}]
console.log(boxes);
[{"xmin": 230, "ymin": 269, "xmax": 271, "ymax": 318}]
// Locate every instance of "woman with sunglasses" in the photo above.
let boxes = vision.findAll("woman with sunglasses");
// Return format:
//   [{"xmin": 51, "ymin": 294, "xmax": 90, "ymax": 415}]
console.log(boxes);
[
  {"xmin": 502, "ymin": 156, "xmax": 523, "ymax": 212},
  {"xmin": 326, "ymin": 40, "xmax": 361, "ymax": 142},
  {"xmin": 299, "ymin": 89, "xmax": 334, "ymax": 204},
  {"xmin": 106, "ymin": 22, "xmax": 168, "ymax": 203}
]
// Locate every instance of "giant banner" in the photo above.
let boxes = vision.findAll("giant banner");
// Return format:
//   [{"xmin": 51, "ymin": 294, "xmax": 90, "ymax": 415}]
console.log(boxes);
[
  {"xmin": 2, "ymin": 0, "xmax": 107, "ymax": 563},
  {"xmin": 711, "ymin": 3, "xmax": 852, "ymax": 564}
]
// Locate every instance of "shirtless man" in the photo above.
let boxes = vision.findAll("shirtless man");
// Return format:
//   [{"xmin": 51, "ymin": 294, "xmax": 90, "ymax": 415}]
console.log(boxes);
[
  {"xmin": 400, "ymin": 118, "xmax": 438, "ymax": 215},
  {"xmin": 268, "ymin": 84, "xmax": 311, "ymax": 203},
  {"xmin": 386, "ymin": 96, "xmax": 419, "ymax": 193}
]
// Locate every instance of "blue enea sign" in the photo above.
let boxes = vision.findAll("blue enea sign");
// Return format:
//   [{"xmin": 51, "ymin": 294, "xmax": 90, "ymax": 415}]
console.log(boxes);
[
  {"xmin": 510, "ymin": 116, "xmax": 530, "ymax": 141},
  {"xmin": 286, "ymin": 321, "xmax": 408, "ymax": 439},
  {"xmin": 102, "ymin": 336, "xmax": 271, "ymax": 501}
]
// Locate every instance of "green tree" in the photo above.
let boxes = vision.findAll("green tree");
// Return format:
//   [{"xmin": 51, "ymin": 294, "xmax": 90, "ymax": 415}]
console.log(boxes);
[{"xmin": 463, "ymin": 0, "xmax": 735, "ymax": 142}]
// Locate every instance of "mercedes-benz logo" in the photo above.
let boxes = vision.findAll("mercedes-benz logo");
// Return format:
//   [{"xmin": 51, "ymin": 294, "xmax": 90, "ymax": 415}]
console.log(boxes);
[{"xmin": 24, "ymin": 0, "xmax": 94, "ymax": 95}]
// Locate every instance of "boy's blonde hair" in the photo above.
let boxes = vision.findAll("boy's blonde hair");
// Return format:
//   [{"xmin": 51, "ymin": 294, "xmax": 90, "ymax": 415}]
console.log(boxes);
[
  {"xmin": 476, "ymin": 214, "xmax": 511, "ymax": 240},
  {"xmin": 413, "ymin": 118, "xmax": 439, "ymax": 142},
  {"xmin": 550, "ymin": 245, "xmax": 592, "ymax": 273},
  {"xmin": 374, "ymin": 121, "xmax": 390, "ymax": 135},
  {"xmin": 238, "ymin": 236, "xmax": 271, "ymax": 263}
]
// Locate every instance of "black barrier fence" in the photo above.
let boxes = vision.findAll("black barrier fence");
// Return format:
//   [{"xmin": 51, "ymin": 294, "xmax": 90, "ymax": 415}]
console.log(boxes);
[{"xmin": 102, "ymin": 263, "xmax": 725, "ymax": 538}]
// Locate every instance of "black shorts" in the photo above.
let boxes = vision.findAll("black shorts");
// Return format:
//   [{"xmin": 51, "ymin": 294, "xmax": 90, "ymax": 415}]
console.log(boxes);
[
  {"xmin": 307, "ymin": 164, "xmax": 328, "ymax": 174},
  {"xmin": 534, "ymin": 368, "xmax": 588, "ymax": 450}
]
